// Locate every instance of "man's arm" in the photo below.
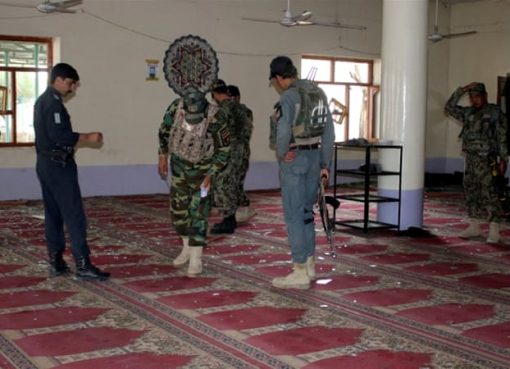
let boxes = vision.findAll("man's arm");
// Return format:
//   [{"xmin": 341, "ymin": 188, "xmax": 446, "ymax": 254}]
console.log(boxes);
[{"xmin": 444, "ymin": 86, "xmax": 469, "ymax": 122}]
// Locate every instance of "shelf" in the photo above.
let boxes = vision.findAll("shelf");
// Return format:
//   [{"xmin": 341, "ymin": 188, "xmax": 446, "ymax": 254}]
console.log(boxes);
[
  {"xmin": 336, "ymin": 194, "xmax": 399, "ymax": 203},
  {"xmin": 333, "ymin": 143, "xmax": 402, "ymax": 232},
  {"xmin": 334, "ymin": 219, "xmax": 399, "ymax": 230},
  {"xmin": 336, "ymin": 169, "xmax": 400, "ymax": 176}
]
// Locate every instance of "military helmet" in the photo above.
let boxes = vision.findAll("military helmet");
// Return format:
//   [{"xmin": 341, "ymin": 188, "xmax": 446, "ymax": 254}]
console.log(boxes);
[
  {"xmin": 182, "ymin": 88, "xmax": 208, "ymax": 124},
  {"xmin": 469, "ymin": 82, "xmax": 487, "ymax": 95}
]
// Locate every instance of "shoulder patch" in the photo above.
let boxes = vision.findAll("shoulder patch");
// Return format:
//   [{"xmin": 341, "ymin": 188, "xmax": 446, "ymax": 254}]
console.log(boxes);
[
  {"xmin": 217, "ymin": 126, "xmax": 231, "ymax": 147},
  {"xmin": 54, "ymin": 112, "xmax": 61, "ymax": 124}
]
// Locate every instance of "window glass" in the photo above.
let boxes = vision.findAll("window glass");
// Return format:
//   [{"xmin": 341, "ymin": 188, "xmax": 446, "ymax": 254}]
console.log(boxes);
[
  {"xmin": 302, "ymin": 56, "xmax": 375, "ymax": 142},
  {"xmin": 334, "ymin": 61, "xmax": 369, "ymax": 84},
  {"xmin": 0, "ymin": 41, "xmax": 48, "ymax": 68},
  {"xmin": 301, "ymin": 59, "xmax": 331, "ymax": 81},
  {"xmin": 0, "ymin": 36, "xmax": 51, "ymax": 146}
]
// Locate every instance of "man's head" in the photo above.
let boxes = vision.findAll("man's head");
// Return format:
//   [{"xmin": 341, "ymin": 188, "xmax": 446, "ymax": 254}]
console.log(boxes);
[
  {"xmin": 269, "ymin": 56, "xmax": 297, "ymax": 92},
  {"xmin": 182, "ymin": 88, "xmax": 208, "ymax": 124},
  {"xmin": 211, "ymin": 79, "xmax": 229, "ymax": 103},
  {"xmin": 227, "ymin": 85, "xmax": 241, "ymax": 101},
  {"xmin": 50, "ymin": 63, "xmax": 80, "ymax": 98},
  {"xmin": 468, "ymin": 82, "xmax": 488, "ymax": 109}
]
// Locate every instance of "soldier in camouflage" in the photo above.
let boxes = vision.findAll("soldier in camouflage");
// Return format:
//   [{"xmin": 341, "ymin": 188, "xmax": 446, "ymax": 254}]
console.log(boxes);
[
  {"xmin": 158, "ymin": 88, "xmax": 231, "ymax": 276},
  {"xmin": 226, "ymin": 85, "xmax": 257, "ymax": 223},
  {"xmin": 210, "ymin": 80, "xmax": 245, "ymax": 234},
  {"xmin": 445, "ymin": 82, "xmax": 508, "ymax": 243}
]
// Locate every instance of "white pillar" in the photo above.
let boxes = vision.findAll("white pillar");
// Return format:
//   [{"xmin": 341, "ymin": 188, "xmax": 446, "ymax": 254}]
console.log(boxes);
[{"xmin": 378, "ymin": 0, "xmax": 428, "ymax": 230}]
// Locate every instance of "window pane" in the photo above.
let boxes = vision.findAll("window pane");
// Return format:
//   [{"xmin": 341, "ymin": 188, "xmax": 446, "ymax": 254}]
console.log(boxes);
[
  {"xmin": 334, "ymin": 61, "xmax": 369, "ymax": 84},
  {"xmin": 16, "ymin": 71, "xmax": 44, "ymax": 143},
  {"xmin": 0, "ymin": 41, "xmax": 48, "ymax": 68},
  {"xmin": 16, "ymin": 72, "xmax": 40, "ymax": 143},
  {"xmin": 0, "ymin": 115, "xmax": 13, "ymax": 143},
  {"xmin": 302, "ymin": 59, "xmax": 331, "ymax": 82},
  {"xmin": 0, "ymin": 71, "xmax": 12, "ymax": 110},
  {"xmin": 348, "ymin": 86, "xmax": 369, "ymax": 139}
]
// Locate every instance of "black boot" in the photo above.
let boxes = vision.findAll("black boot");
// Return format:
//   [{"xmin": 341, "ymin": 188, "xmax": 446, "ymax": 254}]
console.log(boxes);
[
  {"xmin": 75, "ymin": 256, "xmax": 110, "ymax": 281},
  {"xmin": 49, "ymin": 251, "xmax": 71, "ymax": 277},
  {"xmin": 210, "ymin": 214, "xmax": 237, "ymax": 234}
]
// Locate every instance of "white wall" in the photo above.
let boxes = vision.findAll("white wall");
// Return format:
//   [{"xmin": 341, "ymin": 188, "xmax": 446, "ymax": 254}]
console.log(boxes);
[
  {"xmin": 0, "ymin": 0, "xmax": 383, "ymax": 199},
  {"xmin": 427, "ymin": 0, "xmax": 510, "ymax": 171}
]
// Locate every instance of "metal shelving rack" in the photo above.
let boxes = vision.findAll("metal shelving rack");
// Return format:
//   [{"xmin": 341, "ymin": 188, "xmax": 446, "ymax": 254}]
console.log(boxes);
[{"xmin": 333, "ymin": 143, "xmax": 403, "ymax": 232}]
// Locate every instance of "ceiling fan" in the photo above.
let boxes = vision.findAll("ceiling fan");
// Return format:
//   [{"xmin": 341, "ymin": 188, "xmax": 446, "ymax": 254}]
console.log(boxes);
[
  {"xmin": 428, "ymin": 0, "xmax": 477, "ymax": 42},
  {"xmin": 242, "ymin": 0, "xmax": 366, "ymax": 30},
  {"xmin": 0, "ymin": 0, "xmax": 83, "ymax": 14}
]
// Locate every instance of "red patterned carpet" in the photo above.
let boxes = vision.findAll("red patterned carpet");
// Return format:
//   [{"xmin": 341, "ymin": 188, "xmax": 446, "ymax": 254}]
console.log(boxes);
[{"xmin": 0, "ymin": 188, "xmax": 510, "ymax": 369}]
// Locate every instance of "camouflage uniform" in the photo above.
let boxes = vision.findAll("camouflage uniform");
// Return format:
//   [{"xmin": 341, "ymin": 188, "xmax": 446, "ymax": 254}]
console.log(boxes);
[
  {"xmin": 158, "ymin": 98, "xmax": 230, "ymax": 246},
  {"xmin": 212, "ymin": 99, "xmax": 244, "ymax": 218},
  {"xmin": 445, "ymin": 87, "xmax": 508, "ymax": 221},
  {"xmin": 237, "ymin": 103, "xmax": 254, "ymax": 207}
]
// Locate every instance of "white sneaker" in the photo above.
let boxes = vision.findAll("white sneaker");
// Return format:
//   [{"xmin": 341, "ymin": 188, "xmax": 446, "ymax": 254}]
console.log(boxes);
[{"xmin": 272, "ymin": 263, "xmax": 310, "ymax": 289}]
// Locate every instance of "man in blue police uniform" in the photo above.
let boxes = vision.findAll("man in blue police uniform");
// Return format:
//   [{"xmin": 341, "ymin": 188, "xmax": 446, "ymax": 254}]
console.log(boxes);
[
  {"xmin": 34, "ymin": 62, "xmax": 110, "ymax": 280},
  {"xmin": 268, "ymin": 56, "xmax": 335, "ymax": 289}
]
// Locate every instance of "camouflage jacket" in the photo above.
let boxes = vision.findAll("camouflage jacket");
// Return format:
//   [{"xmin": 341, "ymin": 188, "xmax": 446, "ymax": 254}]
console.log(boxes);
[
  {"xmin": 226, "ymin": 100, "xmax": 253, "ymax": 147},
  {"xmin": 158, "ymin": 98, "xmax": 231, "ymax": 176},
  {"xmin": 445, "ymin": 87, "xmax": 508, "ymax": 157}
]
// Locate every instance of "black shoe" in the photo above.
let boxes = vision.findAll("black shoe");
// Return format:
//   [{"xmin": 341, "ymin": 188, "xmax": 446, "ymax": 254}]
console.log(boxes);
[
  {"xmin": 48, "ymin": 251, "xmax": 71, "ymax": 277},
  {"xmin": 75, "ymin": 257, "xmax": 110, "ymax": 281},
  {"xmin": 210, "ymin": 215, "xmax": 236, "ymax": 234}
]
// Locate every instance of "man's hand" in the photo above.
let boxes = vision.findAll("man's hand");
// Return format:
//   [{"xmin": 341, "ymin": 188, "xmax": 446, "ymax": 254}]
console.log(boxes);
[
  {"xmin": 463, "ymin": 82, "xmax": 479, "ymax": 93},
  {"xmin": 158, "ymin": 155, "xmax": 168, "ymax": 179},
  {"xmin": 283, "ymin": 151, "xmax": 296, "ymax": 162},
  {"xmin": 201, "ymin": 175, "xmax": 212, "ymax": 191},
  {"xmin": 320, "ymin": 168, "xmax": 329, "ymax": 184},
  {"xmin": 82, "ymin": 132, "xmax": 103, "ymax": 143}
]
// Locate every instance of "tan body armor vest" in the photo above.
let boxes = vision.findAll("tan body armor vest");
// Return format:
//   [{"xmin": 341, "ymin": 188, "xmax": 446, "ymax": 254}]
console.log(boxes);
[{"xmin": 169, "ymin": 101, "xmax": 218, "ymax": 163}]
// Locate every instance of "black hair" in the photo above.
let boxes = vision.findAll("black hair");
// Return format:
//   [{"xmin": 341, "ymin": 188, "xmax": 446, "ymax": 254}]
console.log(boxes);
[
  {"xmin": 227, "ymin": 85, "xmax": 240, "ymax": 98},
  {"xmin": 50, "ymin": 63, "xmax": 80, "ymax": 83}
]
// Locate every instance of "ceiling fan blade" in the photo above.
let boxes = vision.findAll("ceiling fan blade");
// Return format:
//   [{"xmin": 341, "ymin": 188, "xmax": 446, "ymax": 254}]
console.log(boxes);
[
  {"xmin": 295, "ymin": 10, "xmax": 312, "ymax": 22},
  {"xmin": 241, "ymin": 16, "xmax": 281, "ymax": 24},
  {"xmin": 310, "ymin": 21, "xmax": 366, "ymax": 30},
  {"xmin": 442, "ymin": 30, "xmax": 477, "ymax": 39},
  {"xmin": 59, "ymin": 0, "xmax": 83, "ymax": 6}
]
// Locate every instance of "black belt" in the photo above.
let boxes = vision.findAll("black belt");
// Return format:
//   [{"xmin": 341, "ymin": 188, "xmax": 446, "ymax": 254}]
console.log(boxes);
[
  {"xmin": 289, "ymin": 143, "xmax": 320, "ymax": 151},
  {"xmin": 38, "ymin": 150, "xmax": 74, "ymax": 162}
]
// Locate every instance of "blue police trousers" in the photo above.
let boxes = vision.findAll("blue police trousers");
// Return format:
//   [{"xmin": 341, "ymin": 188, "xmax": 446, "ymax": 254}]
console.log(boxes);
[
  {"xmin": 36, "ymin": 156, "xmax": 90, "ymax": 260},
  {"xmin": 279, "ymin": 150, "xmax": 321, "ymax": 264}
]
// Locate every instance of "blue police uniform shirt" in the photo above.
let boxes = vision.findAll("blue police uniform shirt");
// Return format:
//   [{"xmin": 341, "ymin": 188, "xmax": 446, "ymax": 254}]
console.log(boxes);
[{"xmin": 34, "ymin": 86, "xmax": 80, "ymax": 153}]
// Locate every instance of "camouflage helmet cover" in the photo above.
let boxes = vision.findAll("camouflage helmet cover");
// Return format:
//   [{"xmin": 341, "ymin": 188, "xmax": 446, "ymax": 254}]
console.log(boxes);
[{"xmin": 182, "ymin": 88, "xmax": 208, "ymax": 124}]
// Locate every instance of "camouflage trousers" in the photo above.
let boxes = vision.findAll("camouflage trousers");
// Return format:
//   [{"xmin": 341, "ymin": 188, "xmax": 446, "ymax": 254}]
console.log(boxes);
[
  {"xmin": 213, "ymin": 143, "xmax": 245, "ymax": 217},
  {"xmin": 464, "ymin": 153, "xmax": 503, "ymax": 222},
  {"xmin": 169, "ymin": 157, "xmax": 211, "ymax": 246},
  {"xmin": 238, "ymin": 144, "xmax": 251, "ymax": 207}
]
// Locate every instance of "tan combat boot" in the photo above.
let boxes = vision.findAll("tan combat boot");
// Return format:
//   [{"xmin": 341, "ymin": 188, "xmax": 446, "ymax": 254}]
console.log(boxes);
[
  {"xmin": 173, "ymin": 236, "xmax": 190, "ymax": 267},
  {"xmin": 306, "ymin": 256, "xmax": 316, "ymax": 281},
  {"xmin": 486, "ymin": 222, "xmax": 501, "ymax": 244},
  {"xmin": 235, "ymin": 206, "xmax": 257, "ymax": 223},
  {"xmin": 187, "ymin": 246, "xmax": 203, "ymax": 277},
  {"xmin": 460, "ymin": 219, "xmax": 481, "ymax": 238},
  {"xmin": 272, "ymin": 263, "xmax": 310, "ymax": 289}
]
